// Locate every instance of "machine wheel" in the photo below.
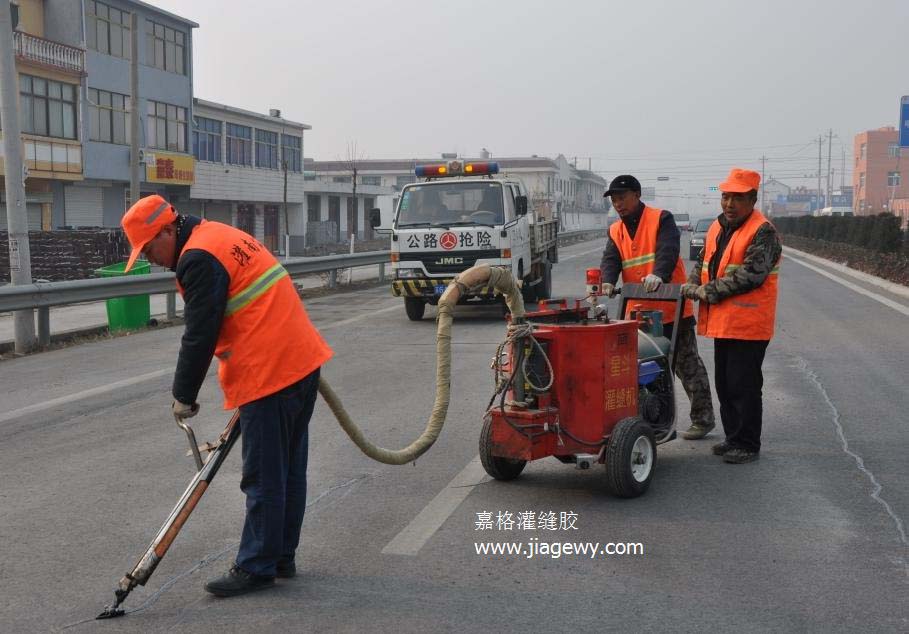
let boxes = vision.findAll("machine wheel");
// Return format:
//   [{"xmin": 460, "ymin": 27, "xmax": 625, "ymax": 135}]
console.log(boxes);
[
  {"xmin": 404, "ymin": 297, "xmax": 426, "ymax": 321},
  {"xmin": 604, "ymin": 417, "xmax": 656, "ymax": 498},
  {"xmin": 479, "ymin": 416, "xmax": 526, "ymax": 481},
  {"xmin": 535, "ymin": 261, "xmax": 552, "ymax": 300}
]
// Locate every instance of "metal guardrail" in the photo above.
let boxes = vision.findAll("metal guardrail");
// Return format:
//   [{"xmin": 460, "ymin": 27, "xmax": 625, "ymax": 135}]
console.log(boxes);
[
  {"xmin": 0, "ymin": 251, "xmax": 391, "ymax": 347},
  {"xmin": 1, "ymin": 230, "xmax": 604, "ymax": 347}
]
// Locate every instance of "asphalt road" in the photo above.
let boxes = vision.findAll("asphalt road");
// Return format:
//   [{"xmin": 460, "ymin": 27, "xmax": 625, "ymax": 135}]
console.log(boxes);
[{"xmin": 1, "ymin": 236, "xmax": 907, "ymax": 633}]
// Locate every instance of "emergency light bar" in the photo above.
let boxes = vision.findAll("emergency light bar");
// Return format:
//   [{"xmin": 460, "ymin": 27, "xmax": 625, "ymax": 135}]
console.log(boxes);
[{"xmin": 415, "ymin": 160, "xmax": 499, "ymax": 178}]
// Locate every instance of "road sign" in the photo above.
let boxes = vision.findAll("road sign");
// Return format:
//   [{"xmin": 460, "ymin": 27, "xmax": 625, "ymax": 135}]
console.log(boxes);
[
  {"xmin": 900, "ymin": 96, "xmax": 909, "ymax": 147},
  {"xmin": 656, "ymin": 176, "xmax": 670, "ymax": 181}
]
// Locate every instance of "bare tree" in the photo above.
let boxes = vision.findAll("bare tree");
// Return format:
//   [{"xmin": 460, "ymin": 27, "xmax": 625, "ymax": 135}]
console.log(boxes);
[{"xmin": 342, "ymin": 141, "xmax": 366, "ymax": 240}]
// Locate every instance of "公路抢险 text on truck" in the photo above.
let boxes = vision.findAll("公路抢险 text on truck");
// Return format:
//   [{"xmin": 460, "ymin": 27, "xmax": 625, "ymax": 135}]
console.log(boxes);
[{"xmin": 369, "ymin": 160, "xmax": 559, "ymax": 321}]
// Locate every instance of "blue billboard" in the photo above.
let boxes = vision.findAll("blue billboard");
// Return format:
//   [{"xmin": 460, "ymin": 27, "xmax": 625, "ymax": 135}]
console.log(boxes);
[{"xmin": 901, "ymin": 96, "xmax": 909, "ymax": 148}]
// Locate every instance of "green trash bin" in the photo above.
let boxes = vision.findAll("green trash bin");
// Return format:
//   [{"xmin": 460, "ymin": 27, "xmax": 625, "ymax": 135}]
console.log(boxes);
[{"xmin": 95, "ymin": 261, "xmax": 152, "ymax": 332}]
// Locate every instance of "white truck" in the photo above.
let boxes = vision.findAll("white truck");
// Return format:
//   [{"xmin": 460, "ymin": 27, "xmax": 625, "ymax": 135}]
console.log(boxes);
[{"xmin": 369, "ymin": 160, "xmax": 559, "ymax": 321}]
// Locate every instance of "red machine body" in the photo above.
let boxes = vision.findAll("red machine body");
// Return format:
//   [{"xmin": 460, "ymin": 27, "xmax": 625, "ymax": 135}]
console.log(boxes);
[{"xmin": 488, "ymin": 301, "xmax": 639, "ymax": 462}]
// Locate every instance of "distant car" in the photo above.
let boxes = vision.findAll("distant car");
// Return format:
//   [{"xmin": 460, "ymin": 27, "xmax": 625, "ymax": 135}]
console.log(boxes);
[
  {"xmin": 674, "ymin": 213, "xmax": 691, "ymax": 232},
  {"xmin": 688, "ymin": 217, "xmax": 713, "ymax": 261}
]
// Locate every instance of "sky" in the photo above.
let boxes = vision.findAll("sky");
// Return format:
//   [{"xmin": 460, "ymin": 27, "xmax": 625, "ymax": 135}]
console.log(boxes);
[{"xmin": 153, "ymin": 0, "xmax": 909, "ymax": 212}]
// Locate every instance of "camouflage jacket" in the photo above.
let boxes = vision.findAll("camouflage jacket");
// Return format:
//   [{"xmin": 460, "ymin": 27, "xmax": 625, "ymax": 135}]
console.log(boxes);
[{"xmin": 687, "ymin": 213, "xmax": 781, "ymax": 305}]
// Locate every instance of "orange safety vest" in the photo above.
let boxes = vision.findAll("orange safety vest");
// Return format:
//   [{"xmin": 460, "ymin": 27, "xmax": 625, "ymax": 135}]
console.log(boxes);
[
  {"xmin": 697, "ymin": 210, "xmax": 779, "ymax": 340},
  {"xmin": 608, "ymin": 205, "xmax": 693, "ymax": 323},
  {"xmin": 176, "ymin": 221, "xmax": 333, "ymax": 409}
]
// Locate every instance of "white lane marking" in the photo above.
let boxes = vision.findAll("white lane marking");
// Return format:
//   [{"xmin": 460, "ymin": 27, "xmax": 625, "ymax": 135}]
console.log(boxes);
[
  {"xmin": 382, "ymin": 456, "xmax": 489, "ymax": 556},
  {"xmin": 786, "ymin": 255, "xmax": 909, "ymax": 318},
  {"xmin": 560, "ymin": 246, "xmax": 604, "ymax": 261},
  {"xmin": 785, "ymin": 247, "xmax": 909, "ymax": 300},
  {"xmin": 319, "ymin": 303, "xmax": 400, "ymax": 330},
  {"xmin": 1, "ymin": 303, "xmax": 402, "ymax": 424},
  {"xmin": 0, "ymin": 368, "xmax": 172, "ymax": 424}
]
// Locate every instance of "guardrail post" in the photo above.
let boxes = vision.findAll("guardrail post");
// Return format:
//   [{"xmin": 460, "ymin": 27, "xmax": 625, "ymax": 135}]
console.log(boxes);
[
  {"xmin": 166, "ymin": 292, "xmax": 176, "ymax": 320},
  {"xmin": 328, "ymin": 269, "xmax": 337, "ymax": 288},
  {"xmin": 37, "ymin": 307, "xmax": 50, "ymax": 348},
  {"xmin": 378, "ymin": 262, "xmax": 385, "ymax": 282}
]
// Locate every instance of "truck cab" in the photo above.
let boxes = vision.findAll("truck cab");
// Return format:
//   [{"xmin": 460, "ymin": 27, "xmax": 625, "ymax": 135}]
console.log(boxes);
[{"xmin": 371, "ymin": 160, "xmax": 558, "ymax": 320}]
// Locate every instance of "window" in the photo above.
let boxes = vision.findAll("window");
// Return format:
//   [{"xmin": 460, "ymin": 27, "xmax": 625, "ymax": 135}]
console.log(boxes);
[
  {"xmin": 226, "ymin": 123, "xmax": 252, "ymax": 166},
  {"xmin": 859, "ymin": 172, "xmax": 866, "ymax": 188},
  {"xmin": 281, "ymin": 134, "xmax": 301, "ymax": 172},
  {"xmin": 86, "ymin": 1, "xmax": 131, "ymax": 59},
  {"xmin": 193, "ymin": 116, "xmax": 222, "ymax": 162},
  {"xmin": 255, "ymin": 129, "xmax": 279, "ymax": 169},
  {"xmin": 362, "ymin": 175, "xmax": 381, "ymax": 186},
  {"xmin": 333, "ymin": 176, "xmax": 352, "ymax": 183},
  {"xmin": 396, "ymin": 175, "xmax": 415, "ymax": 188},
  {"xmin": 88, "ymin": 88, "xmax": 130, "ymax": 144},
  {"xmin": 145, "ymin": 19, "xmax": 185, "ymax": 74},
  {"xmin": 19, "ymin": 75, "xmax": 77, "ymax": 139},
  {"xmin": 888, "ymin": 171, "xmax": 901, "ymax": 187},
  {"xmin": 860, "ymin": 143, "xmax": 866, "ymax": 159},
  {"xmin": 307, "ymin": 195, "xmax": 321, "ymax": 222},
  {"xmin": 146, "ymin": 100, "xmax": 186, "ymax": 151},
  {"xmin": 889, "ymin": 143, "xmax": 901, "ymax": 158}
]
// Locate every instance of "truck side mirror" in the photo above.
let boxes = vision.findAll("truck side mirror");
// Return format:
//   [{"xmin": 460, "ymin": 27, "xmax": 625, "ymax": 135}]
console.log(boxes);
[
  {"xmin": 515, "ymin": 195, "xmax": 528, "ymax": 216},
  {"xmin": 369, "ymin": 208, "xmax": 382, "ymax": 228}
]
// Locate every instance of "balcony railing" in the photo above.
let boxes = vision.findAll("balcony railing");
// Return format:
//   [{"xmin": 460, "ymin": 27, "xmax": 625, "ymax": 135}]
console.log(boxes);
[{"xmin": 14, "ymin": 31, "xmax": 84, "ymax": 74}]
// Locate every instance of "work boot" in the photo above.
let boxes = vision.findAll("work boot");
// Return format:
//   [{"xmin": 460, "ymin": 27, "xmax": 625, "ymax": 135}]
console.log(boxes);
[
  {"xmin": 681, "ymin": 422, "xmax": 715, "ymax": 440},
  {"xmin": 711, "ymin": 441, "xmax": 733, "ymax": 456},
  {"xmin": 276, "ymin": 559, "xmax": 296, "ymax": 579},
  {"xmin": 204, "ymin": 565, "xmax": 274, "ymax": 597},
  {"xmin": 723, "ymin": 448, "xmax": 759, "ymax": 464}
]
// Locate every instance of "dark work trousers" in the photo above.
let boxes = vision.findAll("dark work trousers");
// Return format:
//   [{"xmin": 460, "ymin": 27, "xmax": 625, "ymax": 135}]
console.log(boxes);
[
  {"xmin": 235, "ymin": 367, "xmax": 320, "ymax": 577},
  {"xmin": 713, "ymin": 339, "xmax": 769, "ymax": 452},
  {"xmin": 663, "ymin": 318, "xmax": 715, "ymax": 428}
]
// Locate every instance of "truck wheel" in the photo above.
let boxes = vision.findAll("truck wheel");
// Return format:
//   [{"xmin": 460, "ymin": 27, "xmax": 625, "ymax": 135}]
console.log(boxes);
[
  {"xmin": 536, "ymin": 262, "xmax": 552, "ymax": 300},
  {"xmin": 404, "ymin": 297, "xmax": 426, "ymax": 321},
  {"xmin": 479, "ymin": 416, "xmax": 526, "ymax": 481},
  {"xmin": 604, "ymin": 417, "xmax": 656, "ymax": 498}
]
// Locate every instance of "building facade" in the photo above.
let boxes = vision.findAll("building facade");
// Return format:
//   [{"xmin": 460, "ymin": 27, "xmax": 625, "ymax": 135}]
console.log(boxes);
[
  {"xmin": 853, "ymin": 127, "xmax": 909, "ymax": 220},
  {"xmin": 76, "ymin": 0, "xmax": 197, "ymax": 229},
  {"xmin": 1, "ymin": 0, "xmax": 87, "ymax": 230},
  {"xmin": 187, "ymin": 99, "xmax": 308, "ymax": 253},
  {"xmin": 305, "ymin": 153, "xmax": 608, "ymax": 237}
]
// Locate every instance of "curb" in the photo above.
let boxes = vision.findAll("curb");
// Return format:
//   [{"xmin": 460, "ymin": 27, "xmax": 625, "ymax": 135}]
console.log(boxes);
[{"xmin": 783, "ymin": 246, "xmax": 909, "ymax": 300}]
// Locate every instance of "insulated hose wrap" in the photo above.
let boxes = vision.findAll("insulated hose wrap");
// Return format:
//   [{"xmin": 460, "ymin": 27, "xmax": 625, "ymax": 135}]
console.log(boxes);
[{"xmin": 318, "ymin": 264, "xmax": 524, "ymax": 465}]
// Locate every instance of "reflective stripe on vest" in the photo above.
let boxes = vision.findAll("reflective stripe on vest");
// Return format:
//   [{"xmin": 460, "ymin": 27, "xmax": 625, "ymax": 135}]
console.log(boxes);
[
  {"xmin": 697, "ymin": 210, "xmax": 779, "ymax": 340},
  {"xmin": 608, "ymin": 205, "xmax": 693, "ymax": 322},
  {"xmin": 225, "ymin": 262, "xmax": 289, "ymax": 316}
]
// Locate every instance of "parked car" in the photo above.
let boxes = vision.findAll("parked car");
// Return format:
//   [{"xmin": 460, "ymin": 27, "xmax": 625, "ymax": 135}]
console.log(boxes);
[
  {"xmin": 674, "ymin": 212, "xmax": 691, "ymax": 232},
  {"xmin": 688, "ymin": 217, "xmax": 714, "ymax": 260}
]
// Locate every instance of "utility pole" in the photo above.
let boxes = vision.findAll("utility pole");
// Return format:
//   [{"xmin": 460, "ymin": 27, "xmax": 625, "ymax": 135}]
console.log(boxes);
[
  {"xmin": 760, "ymin": 154, "xmax": 766, "ymax": 212},
  {"xmin": 129, "ymin": 11, "xmax": 140, "ymax": 205},
  {"xmin": 817, "ymin": 134, "xmax": 823, "ymax": 213},
  {"xmin": 826, "ymin": 128, "xmax": 833, "ymax": 207},
  {"xmin": 0, "ymin": 0, "xmax": 36, "ymax": 353},
  {"xmin": 841, "ymin": 147, "xmax": 846, "ymax": 189}
]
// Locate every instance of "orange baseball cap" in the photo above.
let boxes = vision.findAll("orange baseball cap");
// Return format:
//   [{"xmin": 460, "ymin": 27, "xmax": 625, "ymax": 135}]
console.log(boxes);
[
  {"xmin": 121, "ymin": 195, "xmax": 177, "ymax": 272},
  {"xmin": 719, "ymin": 168, "xmax": 761, "ymax": 193}
]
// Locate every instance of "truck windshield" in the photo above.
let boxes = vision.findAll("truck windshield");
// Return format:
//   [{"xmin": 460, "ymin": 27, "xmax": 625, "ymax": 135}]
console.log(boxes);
[{"xmin": 397, "ymin": 182, "xmax": 504, "ymax": 227}]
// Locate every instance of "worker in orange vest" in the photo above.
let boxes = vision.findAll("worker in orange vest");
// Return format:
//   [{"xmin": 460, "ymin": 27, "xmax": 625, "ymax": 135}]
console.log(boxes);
[
  {"xmin": 121, "ymin": 195, "xmax": 333, "ymax": 597},
  {"xmin": 600, "ymin": 175, "xmax": 716, "ymax": 440},
  {"xmin": 681, "ymin": 168, "xmax": 781, "ymax": 464}
]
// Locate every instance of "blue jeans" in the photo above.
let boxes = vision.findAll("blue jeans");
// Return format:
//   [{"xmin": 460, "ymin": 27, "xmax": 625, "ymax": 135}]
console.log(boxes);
[{"xmin": 235, "ymin": 368, "xmax": 320, "ymax": 577}]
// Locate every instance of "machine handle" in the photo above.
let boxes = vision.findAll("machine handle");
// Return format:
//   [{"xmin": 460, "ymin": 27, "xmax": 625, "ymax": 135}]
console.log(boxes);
[
  {"xmin": 618, "ymin": 282, "xmax": 683, "ymax": 302},
  {"xmin": 174, "ymin": 414, "xmax": 205, "ymax": 471}
]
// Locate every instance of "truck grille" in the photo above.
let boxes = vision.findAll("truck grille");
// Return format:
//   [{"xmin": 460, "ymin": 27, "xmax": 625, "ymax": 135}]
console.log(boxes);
[{"xmin": 404, "ymin": 249, "xmax": 501, "ymax": 274}]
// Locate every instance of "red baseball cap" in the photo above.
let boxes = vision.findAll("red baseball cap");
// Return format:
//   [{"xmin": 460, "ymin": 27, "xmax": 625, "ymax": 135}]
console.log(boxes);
[
  {"xmin": 719, "ymin": 168, "xmax": 761, "ymax": 193},
  {"xmin": 121, "ymin": 195, "xmax": 177, "ymax": 272}
]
